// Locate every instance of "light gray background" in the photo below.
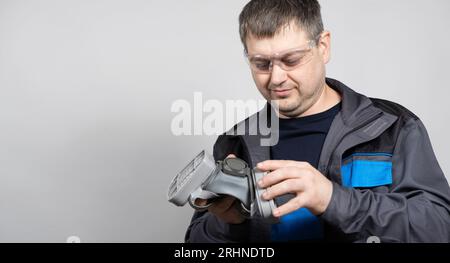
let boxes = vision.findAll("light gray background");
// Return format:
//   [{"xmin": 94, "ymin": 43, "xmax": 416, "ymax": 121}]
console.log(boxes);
[{"xmin": 0, "ymin": 0, "xmax": 449, "ymax": 242}]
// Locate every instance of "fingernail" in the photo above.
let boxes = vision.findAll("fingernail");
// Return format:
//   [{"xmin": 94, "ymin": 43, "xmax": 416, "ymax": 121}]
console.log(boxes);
[
  {"xmin": 257, "ymin": 162, "xmax": 263, "ymax": 168},
  {"xmin": 258, "ymin": 180, "xmax": 264, "ymax": 187},
  {"xmin": 273, "ymin": 209, "xmax": 280, "ymax": 217},
  {"xmin": 262, "ymin": 192, "xmax": 269, "ymax": 200}
]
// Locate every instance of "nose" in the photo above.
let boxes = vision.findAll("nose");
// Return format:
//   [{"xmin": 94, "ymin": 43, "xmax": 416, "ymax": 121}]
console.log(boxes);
[{"xmin": 270, "ymin": 64, "xmax": 288, "ymax": 87}]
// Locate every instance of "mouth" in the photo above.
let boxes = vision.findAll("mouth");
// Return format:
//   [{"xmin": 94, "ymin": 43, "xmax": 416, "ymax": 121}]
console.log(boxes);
[{"xmin": 270, "ymin": 88, "xmax": 293, "ymax": 97}]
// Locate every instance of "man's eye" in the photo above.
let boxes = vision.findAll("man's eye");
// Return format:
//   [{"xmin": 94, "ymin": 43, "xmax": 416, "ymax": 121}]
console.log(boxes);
[
  {"xmin": 282, "ymin": 56, "xmax": 303, "ymax": 66},
  {"xmin": 253, "ymin": 60, "xmax": 270, "ymax": 69}
]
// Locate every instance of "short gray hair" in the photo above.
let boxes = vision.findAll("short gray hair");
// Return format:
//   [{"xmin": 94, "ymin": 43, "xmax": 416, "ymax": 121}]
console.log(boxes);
[{"xmin": 239, "ymin": 0, "xmax": 324, "ymax": 51}]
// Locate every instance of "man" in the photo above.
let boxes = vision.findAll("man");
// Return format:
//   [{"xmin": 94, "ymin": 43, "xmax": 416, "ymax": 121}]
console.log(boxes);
[{"xmin": 185, "ymin": 0, "xmax": 450, "ymax": 242}]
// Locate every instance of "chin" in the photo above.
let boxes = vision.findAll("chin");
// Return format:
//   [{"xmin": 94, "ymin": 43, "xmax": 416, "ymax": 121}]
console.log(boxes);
[
  {"xmin": 279, "ymin": 99, "xmax": 305, "ymax": 114},
  {"xmin": 278, "ymin": 97, "xmax": 297, "ymax": 108}
]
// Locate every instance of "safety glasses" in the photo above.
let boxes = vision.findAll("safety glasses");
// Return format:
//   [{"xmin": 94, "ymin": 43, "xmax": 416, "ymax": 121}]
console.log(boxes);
[{"xmin": 245, "ymin": 40, "xmax": 317, "ymax": 74}]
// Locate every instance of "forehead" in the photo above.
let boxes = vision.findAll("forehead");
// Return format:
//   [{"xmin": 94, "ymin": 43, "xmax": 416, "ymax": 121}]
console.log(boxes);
[{"xmin": 245, "ymin": 23, "xmax": 309, "ymax": 55}]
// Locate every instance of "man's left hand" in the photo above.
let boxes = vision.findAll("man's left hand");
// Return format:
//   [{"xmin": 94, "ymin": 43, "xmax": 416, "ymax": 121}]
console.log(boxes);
[{"xmin": 256, "ymin": 160, "xmax": 333, "ymax": 217}]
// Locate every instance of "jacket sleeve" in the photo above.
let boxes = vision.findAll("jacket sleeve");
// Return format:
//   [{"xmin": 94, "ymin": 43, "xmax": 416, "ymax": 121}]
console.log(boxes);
[
  {"xmin": 321, "ymin": 119, "xmax": 450, "ymax": 242},
  {"xmin": 184, "ymin": 135, "xmax": 251, "ymax": 243},
  {"xmin": 184, "ymin": 211, "xmax": 252, "ymax": 243}
]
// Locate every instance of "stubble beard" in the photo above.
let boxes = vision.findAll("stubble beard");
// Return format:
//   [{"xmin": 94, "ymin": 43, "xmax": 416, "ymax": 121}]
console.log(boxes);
[{"xmin": 273, "ymin": 84, "xmax": 324, "ymax": 118}]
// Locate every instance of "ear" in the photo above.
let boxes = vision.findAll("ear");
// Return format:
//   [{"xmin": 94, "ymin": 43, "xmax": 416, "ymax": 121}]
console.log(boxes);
[{"xmin": 318, "ymin": 31, "xmax": 331, "ymax": 64}]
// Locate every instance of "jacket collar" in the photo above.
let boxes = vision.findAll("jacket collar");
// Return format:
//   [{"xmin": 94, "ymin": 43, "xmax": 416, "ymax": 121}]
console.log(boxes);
[
  {"xmin": 238, "ymin": 78, "xmax": 387, "ymax": 167},
  {"xmin": 325, "ymin": 78, "xmax": 379, "ymax": 127}
]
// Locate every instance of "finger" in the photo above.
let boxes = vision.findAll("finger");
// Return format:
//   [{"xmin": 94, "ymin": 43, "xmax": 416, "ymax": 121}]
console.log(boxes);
[
  {"xmin": 257, "ymin": 160, "xmax": 308, "ymax": 172},
  {"xmin": 194, "ymin": 195, "xmax": 225, "ymax": 207},
  {"xmin": 262, "ymin": 179, "xmax": 304, "ymax": 200},
  {"xmin": 208, "ymin": 196, "xmax": 236, "ymax": 214},
  {"xmin": 194, "ymin": 198, "xmax": 209, "ymax": 207},
  {"xmin": 272, "ymin": 197, "xmax": 305, "ymax": 217},
  {"xmin": 259, "ymin": 166, "xmax": 306, "ymax": 188},
  {"xmin": 226, "ymin": 154, "xmax": 237, "ymax": 159},
  {"xmin": 220, "ymin": 200, "xmax": 245, "ymax": 224}
]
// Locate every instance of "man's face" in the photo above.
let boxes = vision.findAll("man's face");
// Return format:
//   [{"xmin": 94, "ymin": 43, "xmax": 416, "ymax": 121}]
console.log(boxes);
[{"xmin": 245, "ymin": 24, "xmax": 331, "ymax": 118}]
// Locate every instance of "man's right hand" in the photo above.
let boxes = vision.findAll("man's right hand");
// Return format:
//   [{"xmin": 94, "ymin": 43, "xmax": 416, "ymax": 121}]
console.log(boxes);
[{"xmin": 195, "ymin": 154, "xmax": 246, "ymax": 225}]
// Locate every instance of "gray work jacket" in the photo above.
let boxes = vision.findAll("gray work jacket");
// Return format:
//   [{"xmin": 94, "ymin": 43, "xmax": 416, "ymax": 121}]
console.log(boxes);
[{"xmin": 185, "ymin": 78, "xmax": 450, "ymax": 243}]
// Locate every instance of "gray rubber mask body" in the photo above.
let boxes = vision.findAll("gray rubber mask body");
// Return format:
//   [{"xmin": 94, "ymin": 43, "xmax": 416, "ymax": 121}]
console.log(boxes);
[{"xmin": 168, "ymin": 151, "xmax": 278, "ymax": 224}]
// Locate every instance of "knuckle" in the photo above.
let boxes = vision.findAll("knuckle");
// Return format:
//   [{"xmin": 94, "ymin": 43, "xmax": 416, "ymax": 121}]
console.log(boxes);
[
  {"xmin": 302, "ymin": 168, "xmax": 314, "ymax": 178},
  {"xmin": 285, "ymin": 166, "xmax": 295, "ymax": 174},
  {"xmin": 302, "ymin": 162, "xmax": 312, "ymax": 168},
  {"xmin": 292, "ymin": 179, "xmax": 302, "ymax": 191},
  {"xmin": 285, "ymin": 160, "xmax": 296, "ymax": 167},
  {"xmin": 281, "ymin": 182, "xmax": 290, "ymax": 193},
  {"xmin": 294, "ymin": 197, "xmax": 303, "ymax": 209},
  {"xmin": 296, "ymin": 161, "xmax": 306, "ymax": 168},
  {"xmin": 259, "ymin": 177, "xmax": 266, "ymax": 186}
]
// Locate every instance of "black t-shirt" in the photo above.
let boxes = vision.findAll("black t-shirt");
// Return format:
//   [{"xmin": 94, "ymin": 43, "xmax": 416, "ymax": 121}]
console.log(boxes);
[{"xmin": 270, "ymin": 102, "xmax": 341, "ymax": 241}]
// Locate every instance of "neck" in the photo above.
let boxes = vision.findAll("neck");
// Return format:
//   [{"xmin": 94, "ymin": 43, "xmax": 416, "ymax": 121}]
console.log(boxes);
[{"xmin": 279, "ymin": 83, "xmax": 342, "ymax": 119}]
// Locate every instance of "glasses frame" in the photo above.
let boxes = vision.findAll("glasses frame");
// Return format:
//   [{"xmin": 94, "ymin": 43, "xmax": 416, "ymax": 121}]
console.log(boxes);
[{"xmin": 244, "ymin": 38, "xmax": 319, "ymax": 74}]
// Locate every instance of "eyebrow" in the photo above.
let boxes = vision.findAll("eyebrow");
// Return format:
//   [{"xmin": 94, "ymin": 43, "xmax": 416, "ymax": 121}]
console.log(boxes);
[{"xmin": 249, "ymin": 48, "xmax": 309, "ymax": 58}]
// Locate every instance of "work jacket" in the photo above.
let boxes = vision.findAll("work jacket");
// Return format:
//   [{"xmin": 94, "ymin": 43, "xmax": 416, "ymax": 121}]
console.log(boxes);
[{"xmin": 185, "ymin": 78, "xmax": 450, "ymax": 242}]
